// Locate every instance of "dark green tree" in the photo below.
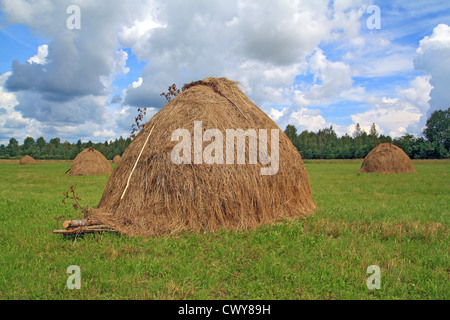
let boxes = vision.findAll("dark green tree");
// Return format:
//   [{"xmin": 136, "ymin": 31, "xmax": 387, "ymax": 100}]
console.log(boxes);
[
  {"xmin": 423, "ymin": 108, "xmax": 449, "ymax": 152},
  {"xmin": 284, "ymin": 125, "xmax": 298, "ymax": 143},
  {"xmin": 22, "ymin": 137, "xmax": 38, "ymax": 158},
  {"xmin": 6, "ymin": 138, "xmax": 20, "ymax": 157},
  {"xmin": 36, "ymin": 137, "xmax": 46, "ymax": 157},
  {"xmin": 394, "ymin": 134, "xmax": 416, "ymax": 158}
]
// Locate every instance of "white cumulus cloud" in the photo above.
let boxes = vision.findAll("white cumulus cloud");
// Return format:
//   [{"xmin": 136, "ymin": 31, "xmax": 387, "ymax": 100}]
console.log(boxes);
[{"xmin": 414, "ymin": 24, "xmax": 450, "ymax": 115}]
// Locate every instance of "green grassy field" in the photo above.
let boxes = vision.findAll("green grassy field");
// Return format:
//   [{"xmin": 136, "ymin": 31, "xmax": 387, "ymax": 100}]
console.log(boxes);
[{"xmin": 0, "ymin": 160, "xmax": 448, "ymax": 300}]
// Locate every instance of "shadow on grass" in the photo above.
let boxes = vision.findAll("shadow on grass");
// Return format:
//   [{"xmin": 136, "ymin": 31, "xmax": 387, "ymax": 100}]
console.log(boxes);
[{"xmin": 57, "ymin": 230, "xmax": 124, "ymax": 243}]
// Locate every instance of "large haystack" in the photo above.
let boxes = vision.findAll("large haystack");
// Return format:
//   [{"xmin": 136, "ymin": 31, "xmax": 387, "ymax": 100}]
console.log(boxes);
[
  {"xmin": 89, "ymin": 77, "xmax": 316, "ymax": 237},
  {"xmin": 112, "ymin": 155, "xmax": 121, "ymax": 164},
  {"xmin": 19, "ymin": 155, "xmax": 37, "ymax": 165},
  {"xmin": 69, "ymin": 148, "xmax": 112, "ymax": 176},
  {"xmin": 358, "ymin": 143, "xmax": 416, "ymax": 174}
]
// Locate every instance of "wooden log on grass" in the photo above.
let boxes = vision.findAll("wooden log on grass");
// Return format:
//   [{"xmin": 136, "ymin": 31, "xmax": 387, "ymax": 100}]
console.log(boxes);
[
  {"xmin": 62, "ymin": 219, "xmax": 100, "ymax": 229},
  {"xmin": 53, "ymin": 224, "xmax": 116, "ymax": 236},
  {"xmin": 53, "ymin": 218, "xmax": 119, "ymax": 236}
]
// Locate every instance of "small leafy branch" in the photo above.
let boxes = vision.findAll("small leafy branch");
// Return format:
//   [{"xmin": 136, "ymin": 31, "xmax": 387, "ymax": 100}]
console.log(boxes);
[
  {"xmin": 131, "ymin": 107, "xmax": 147, "ymax": 140},
  {"xmin": 160, "ymin": 84, "xmax": 181, "ymax": 102},
  {"xmin": 130, "ymin": 84, "xmax": 180, "ymax": 139},
  {"xmin": 62, "ymin": 185, "xmax": 90, "ymax": 219}
]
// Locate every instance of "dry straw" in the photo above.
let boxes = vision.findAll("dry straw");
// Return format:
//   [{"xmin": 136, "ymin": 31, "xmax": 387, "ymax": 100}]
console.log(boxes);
[
  {"xmin": 121, "ymin": 125, "xmax": 155, "ymax": 200},
  {"xmin": 89, "ymin": 77, "xmax": 316, "ymax": 237},
  {"xmin": 69, "ymin": 148, "xmax": 112, "ymax": 176},
  {"xmin": 358, "ymin": 143, "xmax": 417, "ymax": 174},
  {"xmin": 112, "ymin": 155, "xmax": 122, "ymax": 164},
  {"xmin": 19, "ymin": 155, "xmax": 37, "ymax": 165}
]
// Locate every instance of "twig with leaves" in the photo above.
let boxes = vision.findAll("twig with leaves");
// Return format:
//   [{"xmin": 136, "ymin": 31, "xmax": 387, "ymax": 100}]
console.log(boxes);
[
  {"xmin": 61, "ymin": 185, "xmax": 90, "ymax": 219},
  {"xmin": 131, "ymin": 107, "xmax": 148, "ymax": 140},
  {"xmin": 160, "ymin": 84, "xmax": 181, "ymax": 102},
  {"xmin": 55, "ymin": 186, "xmax": 117, "ymax": 237}
]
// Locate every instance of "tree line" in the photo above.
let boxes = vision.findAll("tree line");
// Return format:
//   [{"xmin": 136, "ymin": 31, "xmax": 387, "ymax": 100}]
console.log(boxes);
[
  {"xmin": 284, "ymin": 108, "xmax": 449, "ymax": 159},
  {"xmin": 0, "ymin": 108, "xmax": 448, "ymax": 160},
  {"xmin": 0, "ymin": 136, "xmax": 131, "ymax": 160}
]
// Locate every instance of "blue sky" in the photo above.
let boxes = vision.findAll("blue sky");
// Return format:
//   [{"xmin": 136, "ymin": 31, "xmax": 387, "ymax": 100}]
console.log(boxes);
[{"xmin": 0, "ymin": 0, "xmax": 449, "ymax": 145}]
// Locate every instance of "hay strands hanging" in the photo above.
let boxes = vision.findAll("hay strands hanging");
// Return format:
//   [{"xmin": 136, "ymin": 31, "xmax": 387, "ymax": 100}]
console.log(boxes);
[{"xmin": 52, "ymin": 218, "xmax": 118, "ymax": 236}]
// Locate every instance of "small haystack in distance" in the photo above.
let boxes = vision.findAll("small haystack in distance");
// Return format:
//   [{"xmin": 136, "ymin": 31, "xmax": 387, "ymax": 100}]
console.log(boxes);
[
  {"xmin": 112, "ymin": 155, "xmax": 121, "ymax": 164},
  {"xmin": 358, "ymin": 143, "xmax": 416, "ymax": 174},
  {"xmin": 89, "ymin": 77, "xmax": 316, "ymax": 237},
  {"xmin": 19, "ymin": 155, "xmax": 37, "ymax": 165},
  {"xmin": 69, "ymin": 148, "xmax": 112, "ymax": 176}
]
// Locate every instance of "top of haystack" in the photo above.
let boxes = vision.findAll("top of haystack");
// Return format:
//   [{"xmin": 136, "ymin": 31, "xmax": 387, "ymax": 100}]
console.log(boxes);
[
  {"xmin": 358, "ymin": 143, "xmax": 416, "ymax": 174},
  {"xmin": 69, "ymin": 148, "xmax": 112, "ymax": 176},
  {"xmin": 19, "ymin": 155, "xmax": 37, "ymax": 165},
  {"xmin": 89, "ymin": 77, "xmax": 316, "ymax": 237}
]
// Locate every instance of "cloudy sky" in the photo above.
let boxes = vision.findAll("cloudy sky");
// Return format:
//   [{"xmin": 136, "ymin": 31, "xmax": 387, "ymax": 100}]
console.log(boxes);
[{"xmin": 0, "ymin": 0, "xmax": 449, "ymax": 145}]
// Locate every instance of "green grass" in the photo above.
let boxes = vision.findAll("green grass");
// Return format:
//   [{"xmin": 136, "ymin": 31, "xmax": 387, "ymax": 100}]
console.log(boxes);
[{"xmin": 0, "ymin": 160, "xmax": 448, "ymax": 299}]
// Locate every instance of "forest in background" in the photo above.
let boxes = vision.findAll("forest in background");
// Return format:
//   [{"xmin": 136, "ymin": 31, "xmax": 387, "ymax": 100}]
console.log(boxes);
[
  {"xmin": 1, "ymin": 108, "xmax": 448, "ymax": 160},
  {"xmin": 284, "ymin": 108, "xmax": 448, "ymax": 159},
  {"xmin": 0, "ymin": 136, "xmax": 131, "ymax": 161}
]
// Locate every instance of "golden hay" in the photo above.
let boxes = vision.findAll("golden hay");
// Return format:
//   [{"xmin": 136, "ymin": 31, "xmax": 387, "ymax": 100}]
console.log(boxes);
[
  {"xmin": 19, "ymin": 155, "xmax": 37, "ymax": 165},
  {"xmin": 358, "ymin": 143, "xmax": 417, "ymax": 174},
  {"xmin": 112, "ymin": 155, "xmax": 122, "ymax": 164},
  {"xmin": 69, "ymin": 148, "xmax": 112, "ymax": 176},
  {"xmin": 89, "ymin": 77, "xmax": 316, "ymax": 237}
]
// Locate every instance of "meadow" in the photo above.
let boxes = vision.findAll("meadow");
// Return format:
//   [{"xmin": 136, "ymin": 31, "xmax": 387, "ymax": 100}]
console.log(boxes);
[{"xmin": 0, "ymin": 160, "xmax": 448, "ymax": 300}]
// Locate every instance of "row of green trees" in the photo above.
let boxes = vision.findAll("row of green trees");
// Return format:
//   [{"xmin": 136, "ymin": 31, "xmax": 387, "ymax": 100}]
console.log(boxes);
[
  {"xmin": 284, "ymin": 108, "xmax": 449, "ymax": 159},
  {"xmin": 0, "ymin": 136, "xmax": 131, "ymax": 160},
  {"xmin": 1, "ymin": 108, "xmax": 448, "ymax": 160}
]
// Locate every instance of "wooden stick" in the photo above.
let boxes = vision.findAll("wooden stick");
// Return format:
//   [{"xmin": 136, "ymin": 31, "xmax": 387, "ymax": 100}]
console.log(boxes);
[
  {"xmin": 62, "ymin": 219, "xmax": 98, "ymax": 229},
  {"xmin": 223, "ymin": 95, "xmax": 248, "ymax": 120},
  {"xmin": 121, "ymin": 125, "xmax": 155, "ymax": 200},
  {"xmin": 58, "ymin": 224, "xmax": 111, "ymax": 231}
]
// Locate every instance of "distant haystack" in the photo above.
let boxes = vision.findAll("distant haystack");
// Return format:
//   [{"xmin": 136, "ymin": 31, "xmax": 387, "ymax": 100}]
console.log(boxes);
[
  {"xmin": 19, "ymin": 155, "xmax": 37, "ymax": 165},
  {"xmin": 69, "ymin": 148, "xmax": 112, "ymax": 176},
  {"xmin": 112, "ymin": 155, "xmax": 121, "ymax": 164},
  {"xmin": 358, "ymin": 143, "xmax": 416, "ymax": 174}
]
